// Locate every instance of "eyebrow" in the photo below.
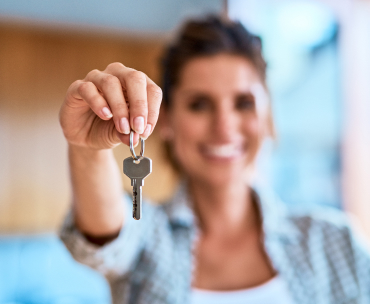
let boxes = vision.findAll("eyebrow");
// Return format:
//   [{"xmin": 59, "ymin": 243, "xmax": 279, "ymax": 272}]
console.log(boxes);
[{"xmin": 179, "ymin": 89, "xmax": 256, "ymax": 97}]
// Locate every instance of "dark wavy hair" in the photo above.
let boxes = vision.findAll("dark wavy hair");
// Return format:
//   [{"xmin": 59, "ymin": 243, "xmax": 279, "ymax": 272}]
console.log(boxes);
[{"xmin": 161, "ymin": 15, "xmax": 268, "ymax": 108}]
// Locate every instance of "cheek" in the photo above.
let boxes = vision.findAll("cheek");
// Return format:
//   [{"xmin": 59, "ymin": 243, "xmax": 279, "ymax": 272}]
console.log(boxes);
[
  {"xmin": 170, "ymin": 113, "xmax": 209, "ymax": 164},
  {"xmin": 242, "ymin": 115, "xmax": 267, "ymax": 162},
  {"xmin": 242, "ymin": 115, "xmax": 259, "ymax": 137}
]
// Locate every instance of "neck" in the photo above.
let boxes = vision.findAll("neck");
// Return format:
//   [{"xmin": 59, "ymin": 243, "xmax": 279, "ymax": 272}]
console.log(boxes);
[{"xmin": 188, "ymin": 177, "xmax": 258, "ymax": 236}]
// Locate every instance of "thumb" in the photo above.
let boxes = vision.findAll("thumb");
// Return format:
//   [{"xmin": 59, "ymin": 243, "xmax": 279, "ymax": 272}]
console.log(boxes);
[{"xmin": 115, "ymin": 130, "xmax": 140, "ymax": 147}]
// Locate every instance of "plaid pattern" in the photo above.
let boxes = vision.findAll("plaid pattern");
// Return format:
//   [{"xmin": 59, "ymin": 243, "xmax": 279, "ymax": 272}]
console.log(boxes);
[{"xmin": 60, "ymin": 182, "xmax": 370, "ymax": 304}]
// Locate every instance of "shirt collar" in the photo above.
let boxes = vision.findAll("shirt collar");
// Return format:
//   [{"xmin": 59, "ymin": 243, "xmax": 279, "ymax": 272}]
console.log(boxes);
[
  {"xmin": 165, "ymin": 180, "xmax": 302, "ymax": 243},
  {"xmin": 251, "ymin": 182, "xmax": 302, "ymax": 243}
]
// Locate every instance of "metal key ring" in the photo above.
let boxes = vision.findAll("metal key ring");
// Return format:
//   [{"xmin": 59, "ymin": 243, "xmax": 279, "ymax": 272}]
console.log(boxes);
[{"xmin": 129, "ymin": 130, "xmax": 145, "ymax": 161}]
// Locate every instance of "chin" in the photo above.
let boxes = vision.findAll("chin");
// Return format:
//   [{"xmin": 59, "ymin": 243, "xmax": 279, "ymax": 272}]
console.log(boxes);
[{"xmin": 193, "ymin": 161, "xmax": 249, "ymax": 187}]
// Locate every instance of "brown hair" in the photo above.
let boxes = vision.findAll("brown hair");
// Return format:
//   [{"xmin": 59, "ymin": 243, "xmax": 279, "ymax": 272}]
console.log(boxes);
[{"xmin": 161, "ymin": 15, "xmax": 268, "ymax": 108}]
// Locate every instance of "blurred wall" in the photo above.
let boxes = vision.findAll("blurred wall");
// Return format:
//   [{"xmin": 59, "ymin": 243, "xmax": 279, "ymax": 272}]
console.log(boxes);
[
  {"xmin": 0, "ymin": 23, "xmax": 178, "ymax": 233},
  {"xmin": 341, "ymin": 0, "xmax": 370, "ymax": 239}
]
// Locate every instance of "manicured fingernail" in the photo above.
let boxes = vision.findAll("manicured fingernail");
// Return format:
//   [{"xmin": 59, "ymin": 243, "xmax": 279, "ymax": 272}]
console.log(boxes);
[
  {"xmin": 133, "ymin": 116, "xmax": 145, "ymax": 134},
  {"xmin": 102, "ymin": 107, "xmax": 113, "ymax": 118},
  {"xmin": 141, "ymin": 124, "xmax": 152, "ymax": 140},
  {"xmin": 119, "ymin": 117, "xmax": 130, "ymax": 134}
]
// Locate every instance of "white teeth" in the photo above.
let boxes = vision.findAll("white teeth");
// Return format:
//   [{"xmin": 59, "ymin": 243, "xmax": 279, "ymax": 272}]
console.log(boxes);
[{"xmin": 204, "ymin": 144, "xmax": 242, "ymax": 158}]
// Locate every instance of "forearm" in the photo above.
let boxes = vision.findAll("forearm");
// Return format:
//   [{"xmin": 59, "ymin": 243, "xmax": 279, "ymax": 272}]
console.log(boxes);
[{"xmin": 69, "ymin": 144, "xmax": 124, "ymax": 237}]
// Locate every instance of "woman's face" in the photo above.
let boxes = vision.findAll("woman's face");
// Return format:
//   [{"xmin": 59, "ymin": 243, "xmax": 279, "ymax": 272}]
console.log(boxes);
[{"xmin": 164, "ymin": 53, "xmax": 270, "ymax": 186}]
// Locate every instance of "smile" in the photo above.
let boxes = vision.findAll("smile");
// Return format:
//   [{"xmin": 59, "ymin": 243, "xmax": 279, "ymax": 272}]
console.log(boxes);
[{"xmin": 201, "ymin": 143, "xmax": 244, "ymax": 160}]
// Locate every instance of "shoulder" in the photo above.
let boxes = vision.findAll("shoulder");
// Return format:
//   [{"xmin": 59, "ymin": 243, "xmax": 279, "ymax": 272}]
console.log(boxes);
[
  {"xmin": 286, "ymin": 205, "xmax": 370, "ymax": 263},
  {"xmin": 256, "ymin": 185, "xmax": 356, "ymax": 245},
  {"xmin": 286, "ymin": 205, "xmax": 360, "ymax": 251},
  {"xmin": 288, "ymin": 205, "xmax": 353, "ymax": 236},
  {"xmin": 288, "ymin": 206, "xmax": 370, "ymax": 289}
]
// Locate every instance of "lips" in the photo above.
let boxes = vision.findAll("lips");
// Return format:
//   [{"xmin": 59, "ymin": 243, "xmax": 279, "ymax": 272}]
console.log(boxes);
[{"xmin": 201, "ymin": 143, "xmax": 244, "ymax": 160}]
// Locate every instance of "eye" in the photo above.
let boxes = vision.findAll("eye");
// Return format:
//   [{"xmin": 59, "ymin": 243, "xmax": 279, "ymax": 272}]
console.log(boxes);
[
  {"xmin": 187, "ymin": 95, "xmax": 212, "ymax": 112},
  {"xmin": 235, "ymin": 93, "xmax": 255, "ymax": 111}
]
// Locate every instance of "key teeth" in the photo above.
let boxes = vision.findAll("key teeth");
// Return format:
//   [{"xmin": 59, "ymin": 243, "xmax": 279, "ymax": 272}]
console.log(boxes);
[{"xmin": 132, "ymin": 193, "xmax": 141, "ymax": 220}]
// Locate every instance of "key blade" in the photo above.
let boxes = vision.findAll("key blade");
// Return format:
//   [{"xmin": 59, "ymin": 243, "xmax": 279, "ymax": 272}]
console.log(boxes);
[{"xmin": 133, "ymin": 183, "xmax": 142, "ymax": 220}]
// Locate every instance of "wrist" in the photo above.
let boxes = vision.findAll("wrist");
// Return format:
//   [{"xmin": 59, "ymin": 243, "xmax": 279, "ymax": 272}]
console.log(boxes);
[{"xmin": 68, "ymin": 144, "xmax": 115, "ymax": 161}]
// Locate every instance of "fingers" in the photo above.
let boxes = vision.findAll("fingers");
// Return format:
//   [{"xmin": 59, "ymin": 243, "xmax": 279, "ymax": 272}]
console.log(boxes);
[
  {"xmin": 106, "ymin": 64, "xmax": 147, "ymax": 135},
  {"xmin": 116, "ymin": 130, "xmax": 140, "ymax": 147},
  {"xmin": 69, "ymin": 80, "xmax": 113, "ymax": 121},
  {"xmin": 72, "ymin": 63, "xmax": 162, "ymax": 143},
  {"xmin": 125, "ymin": 70, "xmax": 148, "ymax": 135},
  {"xmin": 141, "ymin": 77, "xmax": 162, "ymax": 139},
  {"xmin": 105, "ymin": 63, "xmax": 162, "ymax": 139},
  {"xmin": 85, "ymin": 70, "xmax": 131, "ymax": 135}
]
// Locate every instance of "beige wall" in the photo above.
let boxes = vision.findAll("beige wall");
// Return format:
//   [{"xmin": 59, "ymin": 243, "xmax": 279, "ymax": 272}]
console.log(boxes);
[{"xmin": 0, "ymin": 23, "xmax": 177, "ymax": 233}]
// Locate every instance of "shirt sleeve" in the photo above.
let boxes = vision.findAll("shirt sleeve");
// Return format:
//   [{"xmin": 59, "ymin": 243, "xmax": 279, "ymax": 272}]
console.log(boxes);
[{"xmin": 59, "ymin": 194, "xmax": 154, "ymax": 282}]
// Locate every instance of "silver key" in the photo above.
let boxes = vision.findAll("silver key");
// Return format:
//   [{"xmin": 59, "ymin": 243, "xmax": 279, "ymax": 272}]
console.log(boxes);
[{"xmin": 123, "ymin": 131, "xmax": 152, "ymax": 220}]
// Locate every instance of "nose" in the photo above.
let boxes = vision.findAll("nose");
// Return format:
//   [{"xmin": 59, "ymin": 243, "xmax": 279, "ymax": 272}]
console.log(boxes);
[{"xmin": 212, "ymin": 101, "xmax": 239, "ymax": 141}]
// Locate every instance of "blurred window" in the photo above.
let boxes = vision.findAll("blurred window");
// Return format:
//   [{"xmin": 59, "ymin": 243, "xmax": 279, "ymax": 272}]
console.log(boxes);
[{"xmin": 229, "ymin": 0, "xmax": 342, "ymax": 208}]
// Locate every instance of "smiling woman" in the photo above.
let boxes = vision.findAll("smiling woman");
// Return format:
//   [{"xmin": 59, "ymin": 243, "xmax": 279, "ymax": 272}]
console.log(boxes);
[{"xmin": 59, "ymin": 15, "xmax": 370, "ymax": 304}]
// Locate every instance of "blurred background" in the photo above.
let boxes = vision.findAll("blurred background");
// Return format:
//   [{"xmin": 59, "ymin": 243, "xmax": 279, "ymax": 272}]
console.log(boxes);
[{"xmin": 0, "ymin": 0, "xmax": 369, "ymax": 302}]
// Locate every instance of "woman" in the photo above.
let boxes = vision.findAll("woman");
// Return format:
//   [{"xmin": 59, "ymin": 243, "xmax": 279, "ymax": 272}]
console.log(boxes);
[{"xmin": 59, "ymin": 16, "xmax": 370, "ymax": 304}]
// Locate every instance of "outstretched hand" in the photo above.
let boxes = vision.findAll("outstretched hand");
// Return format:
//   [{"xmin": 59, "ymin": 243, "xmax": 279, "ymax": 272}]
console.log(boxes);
[{"xmin": 59, "ymin": 62, "xmax": 162, "ymax": 150}]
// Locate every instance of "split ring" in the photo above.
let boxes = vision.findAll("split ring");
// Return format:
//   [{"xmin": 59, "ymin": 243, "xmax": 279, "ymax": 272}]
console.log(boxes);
[{"xmin": 129, "ymin": 130, "xmax": 145, "ymax": 161}]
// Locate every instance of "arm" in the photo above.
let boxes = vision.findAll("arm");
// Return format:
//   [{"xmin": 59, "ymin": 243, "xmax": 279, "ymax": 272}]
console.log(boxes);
[
  {"xmin": 69, "ymin": 146, "xmax": 123, "ymax": 239},
  {"xmin": 59, "ymin": 62, "xmax": 162, "ymax": 241}
]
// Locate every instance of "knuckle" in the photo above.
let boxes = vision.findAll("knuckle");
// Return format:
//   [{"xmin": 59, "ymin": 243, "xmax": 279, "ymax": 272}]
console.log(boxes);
[
  {"xmin": 131, "ymin": 100, "xmax": 148, "ymax": 112},
  {"xmin": 86, "ymin": 69, "xmax": 100, "ymax": 79},
  {"xmin": 115, "ymin": 102, "xmax": 128, "ymax": 111},
  {"xmin": 128, "ymin": 70, "xmax": 147, "ymax": 84},
  {"xmin": 106, "ymin": 62, "xmax": 125, "ymax": 70},
  {"xmin": 133, "ymin": 99, "xmax": 147, "ymax": 106},
  {"xmin": 147, "ymin": 84, "xmax": 163, "ymax": 101},
  {"xmin": 69, "ymin": 79, "xmax": 82, "ymax": 91},
  {"xmin": 101, "ymin": 74, "xmax": 120, "ymax": 88},
  {"xmin": 90, "ymin": 94, "xmax": 103, "ymax": 105},
  {"xmin": 148, "ymin": 108, "xmax": 159, "ymax": 119},
  {"xmin": 77, "ymin": 81, "xmax": 93, "ymax": 94}
]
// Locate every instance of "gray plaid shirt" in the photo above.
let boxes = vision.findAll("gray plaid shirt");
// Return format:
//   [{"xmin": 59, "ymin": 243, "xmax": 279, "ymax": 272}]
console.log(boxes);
[{"xmin": 60, "ymin": 182, "xmax": 370, "ymax": 304}]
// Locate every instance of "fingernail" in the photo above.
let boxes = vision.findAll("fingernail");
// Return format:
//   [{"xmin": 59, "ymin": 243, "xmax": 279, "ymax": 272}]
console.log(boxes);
[
  {"xmin": 141, "ymin": 124, "xmax": 152, "ymax": 140},
  {"xmin": 102, "ymin": 107, "xmax": 113, "ymax": 118},
  {"xmin": 120, "ymin": 117, "xmax": 130, "ymax": 134},
  {"xmin": 133, "ymin": 116, "xmax": 145, "ymax": 134}
]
